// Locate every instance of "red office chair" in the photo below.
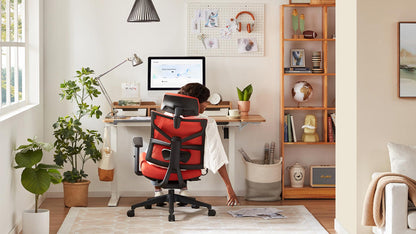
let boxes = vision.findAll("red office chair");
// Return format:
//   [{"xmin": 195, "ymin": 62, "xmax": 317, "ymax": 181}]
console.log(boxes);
[{"xmin": 127, "ymin": 93, "xmax": 216, "ymax": 221}]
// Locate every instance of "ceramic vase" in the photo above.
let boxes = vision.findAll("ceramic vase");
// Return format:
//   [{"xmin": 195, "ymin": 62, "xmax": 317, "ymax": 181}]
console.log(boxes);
[
  {"xmin": 63, "ymin": 180, "xmax": 90, "ymax": 207},
  {"xmin": 238, "ymin": 101, "xmax": 250, "ymax": 116},
  {"xmin": 22, "ymin": 209, "xmax": 49, "ymax": 234},
  {"xmin": 289, "ymin": 163, "xmax": 305, "ymax": 188}
]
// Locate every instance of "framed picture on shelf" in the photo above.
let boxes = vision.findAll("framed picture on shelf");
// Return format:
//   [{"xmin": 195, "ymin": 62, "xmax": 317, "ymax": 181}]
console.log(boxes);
[
  {"xmin": 290, "ymin": 49, "xmax": 305, "ymax": 67},
  {"xmin": 290, "ymin": 0, "xmax": 311, "ymax": 4},
  {"xmin": 398, "ymin": 22, "xmax": 416, "ymax": 98}
]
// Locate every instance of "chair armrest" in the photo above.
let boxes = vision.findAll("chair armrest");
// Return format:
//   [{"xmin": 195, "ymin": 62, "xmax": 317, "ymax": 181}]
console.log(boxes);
[
  {"xmin": 385, "ymin": 183, "xmax": 409, "ymax": 234},
  {"xmin": 133, "ymin": 137, "xmax": 143, "ymax": 176},
  {"xmin": 133, "ymin": 137, "xmax": 143, "ymax": 148}
]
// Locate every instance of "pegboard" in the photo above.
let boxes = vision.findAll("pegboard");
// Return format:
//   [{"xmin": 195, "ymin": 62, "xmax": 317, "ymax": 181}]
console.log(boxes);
[{"xmin": 187, "ymin": 3, "xmax": 264, "ymax": 57}]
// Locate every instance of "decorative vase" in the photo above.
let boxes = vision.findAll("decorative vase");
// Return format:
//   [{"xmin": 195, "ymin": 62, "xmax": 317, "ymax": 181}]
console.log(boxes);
[
  {"xmin": 288, "ymin": 163, "xmax": 305, "ymax": 188},
  {"xmin": 238, "ymin": 101, "xmax": 250, "ymax": 116},
  {"xmin": 22, "ymin": 209, "xmax": 49, "ymax": 234},
  {"xmin": 63, "ymin": 180, "xmax": 90, "ymax": 207}
]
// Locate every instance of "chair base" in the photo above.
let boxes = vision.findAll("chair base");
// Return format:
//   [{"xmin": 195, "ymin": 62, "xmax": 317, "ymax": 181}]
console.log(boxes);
[{"xmin": 127, "ymin": 189, "xmax": 216, "ymax": 221}]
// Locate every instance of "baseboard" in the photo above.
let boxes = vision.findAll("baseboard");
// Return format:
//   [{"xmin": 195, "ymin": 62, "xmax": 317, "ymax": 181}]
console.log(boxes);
[{"xmin": 334, "ymin": 218, "xmax": 349, "ymax": 234}]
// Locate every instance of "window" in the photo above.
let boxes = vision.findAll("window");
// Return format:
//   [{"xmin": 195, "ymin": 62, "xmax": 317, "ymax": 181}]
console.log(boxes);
[{"xmin": 0, "ymin": 0, "xmax": 25, "ymax": 113}]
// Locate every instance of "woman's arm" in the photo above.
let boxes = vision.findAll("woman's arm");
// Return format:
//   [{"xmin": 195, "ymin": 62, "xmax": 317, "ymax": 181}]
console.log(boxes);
[{"xmin": 218, "ymin": 165, "xmax": 240, "ymax": 206}]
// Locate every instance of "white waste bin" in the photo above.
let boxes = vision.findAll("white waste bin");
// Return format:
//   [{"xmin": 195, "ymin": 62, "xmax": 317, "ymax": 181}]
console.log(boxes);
[{"xmin": 244, "ymin": 159, "xmax": 282, "ymax": 201}]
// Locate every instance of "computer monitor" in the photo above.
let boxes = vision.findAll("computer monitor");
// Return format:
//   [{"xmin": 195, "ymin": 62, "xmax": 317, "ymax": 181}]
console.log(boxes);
[{"xmin": 148, "ymin": 56, "xmax": 205, "ymax": 90}]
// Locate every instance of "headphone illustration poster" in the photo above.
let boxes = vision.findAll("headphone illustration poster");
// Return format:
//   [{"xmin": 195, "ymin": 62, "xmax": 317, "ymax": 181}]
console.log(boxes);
[{"xmin": 187, "ymin": 3, "xmax": 264, "ymax": 57}]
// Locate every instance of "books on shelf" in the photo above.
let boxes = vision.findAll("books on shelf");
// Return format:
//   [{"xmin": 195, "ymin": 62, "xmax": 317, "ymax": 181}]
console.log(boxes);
[
  {"xmin": 290, "ymin": 115, "xmax": 297, "ymax": 142},
  {"xmin": 284, "ymin": 114, "xmax": 297, "ymax": 142},
  {"xmin": 330, "ymin": 113, "xmax": 336, "ymax": 126},
  {"xmin": 327, "ymin": 113, "xmax": 336, "ymax": 142},
  {"xmin": 284, "ymin": 67, "xmax": 312, "ymax": 73},
  {"xmin": 284, "ymin": 116, "xmax": 288, "ymax": 142}
]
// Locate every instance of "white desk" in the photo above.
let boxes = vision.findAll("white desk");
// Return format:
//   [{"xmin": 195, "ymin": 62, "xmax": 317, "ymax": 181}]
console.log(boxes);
[{"xmin": 104, "ymin": 115, "xmax": 265, "ymax": 206}]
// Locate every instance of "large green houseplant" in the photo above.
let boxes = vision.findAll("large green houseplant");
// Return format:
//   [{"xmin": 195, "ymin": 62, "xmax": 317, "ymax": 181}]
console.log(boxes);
[
  {"xmin": 53, "ymin": 67, "xmax": 103, "ymax": 207},
  {"xmin": 14, "ymin": 137, "xmax": 62, "ymax": 233}
]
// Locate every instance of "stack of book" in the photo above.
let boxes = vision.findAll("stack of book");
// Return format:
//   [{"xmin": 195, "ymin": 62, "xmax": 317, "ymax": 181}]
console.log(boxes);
[
  {"xmin": 327, "ymin": 113, "xmax": 336, "ymax": 142},
  {"xmin": 284, "ymin": 113, "xmax": 297, "ymax": 142},
  {"xmin": 284, "ymin": 67, "xmax": 311, "ymax": 73}
]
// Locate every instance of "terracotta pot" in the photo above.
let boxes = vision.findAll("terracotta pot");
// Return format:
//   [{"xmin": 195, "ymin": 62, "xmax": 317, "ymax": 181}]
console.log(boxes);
[
  {"xmin": 238, "ymin": 101, "xmax": 250, "ymax": 116},
  {"xmin": 63, "ymin": 180, "xmax": 90, "ymax": 207}
]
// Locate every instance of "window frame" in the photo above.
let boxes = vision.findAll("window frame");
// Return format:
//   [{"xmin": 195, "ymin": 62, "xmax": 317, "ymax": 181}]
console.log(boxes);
[{"xmin": 0, "ymin": 0, "xmax": 40, "ymax": 121}]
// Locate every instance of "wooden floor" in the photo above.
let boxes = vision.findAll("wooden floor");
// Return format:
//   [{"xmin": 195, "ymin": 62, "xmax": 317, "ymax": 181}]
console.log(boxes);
[{"xmin": 40, "ymin": 196, "xmax": 335, "ymax": 233}]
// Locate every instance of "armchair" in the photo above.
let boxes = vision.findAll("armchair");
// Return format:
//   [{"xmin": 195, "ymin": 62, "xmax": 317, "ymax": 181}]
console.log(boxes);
[{"xmin": 126, "ymin": 93, "xmax": 216, "ymax": 221}]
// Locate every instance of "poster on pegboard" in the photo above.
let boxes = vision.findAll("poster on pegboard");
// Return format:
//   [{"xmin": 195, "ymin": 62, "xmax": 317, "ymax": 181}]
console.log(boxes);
[{"xmin": 187, "ymin": 3, "xmax": 264, "ymax": 57}]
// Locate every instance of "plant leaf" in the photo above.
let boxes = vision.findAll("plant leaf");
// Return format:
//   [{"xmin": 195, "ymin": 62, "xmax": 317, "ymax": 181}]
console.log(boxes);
[
  {"xmin": 21, "ymin": 168, "xmax": 50, "ymax": 195},
  {"xmin": 237, "ymin": 88, "xmax": 243, "ymax": 101},
  {"xmin": 15, "ymin": 149, "xmax": 42, "ymax": 168},
  {"xmin": 48, "ymin": 169, "xmax": 63, "ymax": 184},
  {"xmin": 243, "ymin": 84, "xmax": 253, "ymax": 101}
]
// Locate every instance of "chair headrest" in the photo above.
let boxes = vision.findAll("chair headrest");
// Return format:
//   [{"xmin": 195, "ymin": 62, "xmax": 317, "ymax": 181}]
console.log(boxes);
[
  {"xmin": 161, "ymin": 93, "xmax": 200, "ymax": 116},
  {"xmin": 161, "ymin": 93, "xmax": 200, "ymax": 129}
]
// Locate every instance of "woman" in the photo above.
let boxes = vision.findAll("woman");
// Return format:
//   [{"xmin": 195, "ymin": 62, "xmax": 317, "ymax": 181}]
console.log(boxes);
[{"xmin": 153, "ymin": 83, "xmax": 239, "ymax": 206}]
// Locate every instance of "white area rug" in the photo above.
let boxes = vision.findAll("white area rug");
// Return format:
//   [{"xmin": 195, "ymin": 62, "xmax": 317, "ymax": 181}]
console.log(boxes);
[{"xmin": 58, "ymin": 205, "xmax": 328, "ymax": 234}]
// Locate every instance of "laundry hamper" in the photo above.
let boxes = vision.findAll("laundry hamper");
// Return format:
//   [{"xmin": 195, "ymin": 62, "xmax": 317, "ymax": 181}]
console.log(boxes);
[{"xmin": 244, "ymin": 159, "xmax": 282, "ymax": 201}]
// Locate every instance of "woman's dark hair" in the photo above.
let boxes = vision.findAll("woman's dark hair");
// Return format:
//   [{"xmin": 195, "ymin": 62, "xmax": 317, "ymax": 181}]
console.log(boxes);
[{"xmin": 178, "ymin": 83, "xmax": 210, "ymax": 103}]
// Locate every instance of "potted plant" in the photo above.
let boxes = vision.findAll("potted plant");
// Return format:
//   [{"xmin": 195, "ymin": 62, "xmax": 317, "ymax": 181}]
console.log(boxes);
[
  {"xmin": 14, "ymin": 137, "xmax": 62, "ymax": 234},
  {"xmin": 237, "ymin": 84, "xmax": 253, "ymax": 116},
  {"xmin": 53, "ymin": 67, "xmax": 103, "ymax": 207}
]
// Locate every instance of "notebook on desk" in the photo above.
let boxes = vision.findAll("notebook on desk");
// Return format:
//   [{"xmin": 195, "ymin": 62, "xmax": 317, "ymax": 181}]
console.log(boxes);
[
  {"xmin": 203, "ymin": 108, "xmax": 229, "ymax": 116},
  {"xmin": 113, "ymin": 116, "xmax": 151, "ymax": 124}
]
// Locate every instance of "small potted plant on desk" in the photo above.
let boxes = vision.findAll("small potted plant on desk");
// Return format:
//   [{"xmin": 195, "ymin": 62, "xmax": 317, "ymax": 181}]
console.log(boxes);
[
  {"xmin": 237, "ymin": 84, "xmax": 253, "ymax": 116},
  {"xmin": 14, "ymin": 137, "xmax": 62, "ymax": 234},
  {"xmin": 53, "ymin": 67, "xmax": 103, "ymax": 207}
]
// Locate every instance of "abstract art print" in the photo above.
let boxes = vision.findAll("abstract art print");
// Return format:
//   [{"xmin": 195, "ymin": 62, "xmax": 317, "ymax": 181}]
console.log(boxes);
[
  {"xmin": 398, "ymin": 22, "xmax": 416, "ymax": 97},
  {"xmin": 290, "ymin": 49, "xmax": 305, "ymax": 68}
]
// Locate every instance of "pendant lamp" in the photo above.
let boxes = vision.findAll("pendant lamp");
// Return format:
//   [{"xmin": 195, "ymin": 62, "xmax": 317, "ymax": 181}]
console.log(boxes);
[{"xmin": 127, "ymin": 0, "xmax": 160, "ymax": 22}]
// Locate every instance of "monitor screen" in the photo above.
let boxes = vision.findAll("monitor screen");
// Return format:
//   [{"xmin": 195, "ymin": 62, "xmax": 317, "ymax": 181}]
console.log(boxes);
[{"xmin": 148, "ymin": 56, "xmax": 205, "ymax": 90}]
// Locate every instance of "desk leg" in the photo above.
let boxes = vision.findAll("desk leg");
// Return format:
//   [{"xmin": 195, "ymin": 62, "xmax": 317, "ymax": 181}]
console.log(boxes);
[
  {"xmin": 108, "ymin": 125, "xmax": 119, "ymax": 207},
  {"xmin": 228, "ymin": 127, "xmax": 237, "ymax": 188}
]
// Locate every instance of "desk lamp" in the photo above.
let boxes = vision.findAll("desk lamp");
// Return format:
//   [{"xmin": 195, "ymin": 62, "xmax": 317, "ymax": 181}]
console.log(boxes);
[{"xmin": 95, "ymin": 54, "xmax": 143, "ymax": 118}]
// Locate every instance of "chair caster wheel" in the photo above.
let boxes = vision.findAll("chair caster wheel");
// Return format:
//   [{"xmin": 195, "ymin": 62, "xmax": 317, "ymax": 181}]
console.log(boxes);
[
  {"xmin": 177, "ymin": 202, "xmax": 187, "ymax": 207},
  {"xmin": 191, "ymin": 204, "xmax": 199, "ymax": 209},
  {"xmin": 208, "ymin": 209, "xmax": 216, "ymax": 216},
  {"xmin": 145, "ymin": 204, "xmax": 152, "ymax": 209},
  {"xmin": 156, "ymin": 202, "xmax": 166, "ymax": 207},
  {"xmin": 127, "ymin": 209, "xmax": 135, "ymax": 217},
  {"xmin": 169, "ymin": 214, "xmax": 175, "ymax": 222}
]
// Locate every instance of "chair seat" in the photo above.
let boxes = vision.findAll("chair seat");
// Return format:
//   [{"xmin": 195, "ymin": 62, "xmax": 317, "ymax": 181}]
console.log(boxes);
[{"xmin": 140, "ymin": 152, "xmax": 202, "ymax": 181}]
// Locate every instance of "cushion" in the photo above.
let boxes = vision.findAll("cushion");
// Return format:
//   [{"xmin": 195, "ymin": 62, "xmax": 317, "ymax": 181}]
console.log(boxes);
[
  {"xmin": 387, "ymin": 142, "xmax": 416, "ymax": 180},
  {"xmin": 408, "ymin": 210, "xmax": 416, "ymax": 229}
]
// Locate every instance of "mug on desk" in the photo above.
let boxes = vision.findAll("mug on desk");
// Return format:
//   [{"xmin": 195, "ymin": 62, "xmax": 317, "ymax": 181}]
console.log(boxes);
[{"xmin": 228, "ymin": 109, "xmax": 240, "ymax": 118}]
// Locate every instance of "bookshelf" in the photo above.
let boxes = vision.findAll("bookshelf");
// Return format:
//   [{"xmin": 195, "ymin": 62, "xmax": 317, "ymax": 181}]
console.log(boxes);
[{"xmin": 280, "ymin": 4, "xmax": 336, "ymax": 199}]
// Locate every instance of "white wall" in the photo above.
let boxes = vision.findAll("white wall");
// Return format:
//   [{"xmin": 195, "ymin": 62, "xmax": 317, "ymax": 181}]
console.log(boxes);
[
  {"xmin": 43, "ymin": 0, "xmax": 283, "ymax": 197},
  {"xmin": 1, "ymin": 1, "xmax": 44, "ymax": 233},
  {"xmin": 336, "ymin": 0, "xmax": 416, "ymax": 233}
]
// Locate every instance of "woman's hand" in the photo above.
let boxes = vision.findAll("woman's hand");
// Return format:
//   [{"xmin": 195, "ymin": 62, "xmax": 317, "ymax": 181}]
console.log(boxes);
[{"xmin": 227, "ymin": 190, "xmax": 240, "ymax": 206}]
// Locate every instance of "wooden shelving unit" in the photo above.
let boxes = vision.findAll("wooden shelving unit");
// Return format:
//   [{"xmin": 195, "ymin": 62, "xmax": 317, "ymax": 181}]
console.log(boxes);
[{"xmin": 280, "ymin": 4, "xmax": 336, "ymax": 199}]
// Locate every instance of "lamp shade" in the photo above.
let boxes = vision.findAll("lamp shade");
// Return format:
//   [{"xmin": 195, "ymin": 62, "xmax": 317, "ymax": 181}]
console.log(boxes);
[
  {"xmin": 131, "ymin": 54, "xmax": 143, "ymax": 66},
  {"xmin": 127, "ymin": 0, "xmax": 160, "ymax": 22}
]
